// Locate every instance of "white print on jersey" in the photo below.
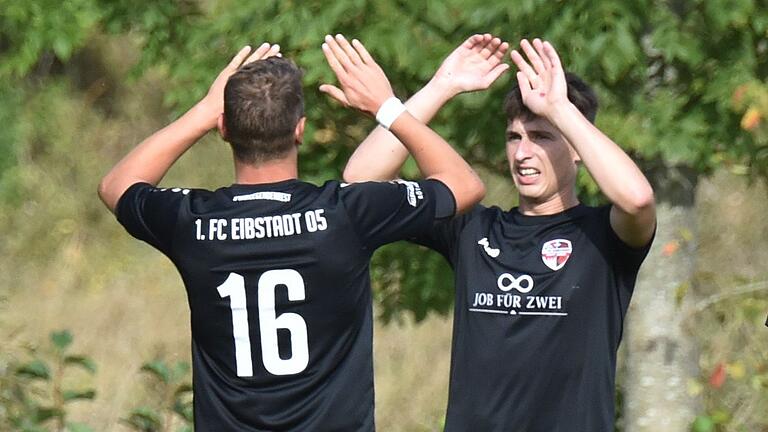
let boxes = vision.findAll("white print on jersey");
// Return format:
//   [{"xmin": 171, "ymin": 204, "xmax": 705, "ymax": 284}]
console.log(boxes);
[
  {"xmin": 232, "ymin": 191, "xmax": 292, "ymax": 202},
  {"xmin": 496, "ymin": 273, "xmax": 533, "ymax": 293},
  {"xmin": 541, "ymin": 239, "xmax": 573, "ymax": 271},
  {"xmin": 392, "ymin": 180, "xmax": 424, "ymax": 207},
  {"xmin": 477, "ymin": 237, "xmax": 500, "ymax": 258},
  {"xmin": 194, "ymin": 209, "xmax": 327, "ymax": 241},
  {"xmin": 468, "ymin": 272, "xmax": 568, "ymax": 317},
  {"xmin": 152, "ymin": 187, "xmax": 190, "ymax": 195}
]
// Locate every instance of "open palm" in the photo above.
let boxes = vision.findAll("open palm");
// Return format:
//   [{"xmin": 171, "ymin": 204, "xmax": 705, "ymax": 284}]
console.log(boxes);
[
  {"xmin": 510, "ymin": 38, "xmax": 568, "ymax": 117},
  {"xmin": 433, "ymin": 34, "xmax": 510, "ymax": 95}
]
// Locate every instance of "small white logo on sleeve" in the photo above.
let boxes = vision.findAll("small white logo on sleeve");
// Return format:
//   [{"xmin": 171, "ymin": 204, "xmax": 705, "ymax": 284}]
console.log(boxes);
[
  {"xmin": 541, "ymin": 239, "xmax": 572, "ymax": 271},
  {"xmin": 393, "ymin": 180, "xmax": 423, "ymax": 207},
  {"xmin": 477, "ymin": 237, "xmax": 500, "ymax": 258}
]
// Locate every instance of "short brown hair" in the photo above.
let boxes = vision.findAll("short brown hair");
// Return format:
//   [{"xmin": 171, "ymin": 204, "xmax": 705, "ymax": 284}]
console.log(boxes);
[
  {"xmin": 224, "ymin": 57, "xmax": 304, "ymax": 164},
  {"xmin": 503, "ymin": 72, "xmax": 598, "ymax": 123}
]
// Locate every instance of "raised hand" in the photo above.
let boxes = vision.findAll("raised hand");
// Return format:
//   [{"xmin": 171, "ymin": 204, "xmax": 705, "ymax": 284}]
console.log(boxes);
[
  {"xmin": 432, "ymin": 33, "xmax": 510, "ymax": 96},
  {"xmin": 319, "ymin": 34, "xmax": 395, "ymax": 117},
  {"xmin": 200, "ymin": 42, "xmax": 282, "ymax": 127},
  {"xmin": 510, "ymin": 38, "xmax": 568, "ymax": 118}
]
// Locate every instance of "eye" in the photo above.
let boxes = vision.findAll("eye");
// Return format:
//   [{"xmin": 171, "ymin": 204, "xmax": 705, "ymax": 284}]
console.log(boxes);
[
  {"xmin": 530, "ymin": 131, "xmax": 553, "ymax": 142},
  {"xmin": 506, "ymin": 132, "xmax": 521, "ymax": 141}
]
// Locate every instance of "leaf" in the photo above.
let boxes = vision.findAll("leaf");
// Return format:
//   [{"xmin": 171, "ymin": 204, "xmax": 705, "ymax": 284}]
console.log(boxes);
[
  {"xmin": 120, "ymin": 407, "xmax": 162, "ymax": 431},
  {"xmin": 51, "ymin": 330, "xmax": 73, "ymax": 351},
  {"xmin": 171, "ymin": 361, "xmax": 191, "ymax": 380},
  {"xmin": 141, "ymin": 360, "xmax": 171, "ymax": 383},
  {"xmin": 66, "ymin": 422, "xmax": 95, "ymax": 432},
  {"xmin": 65, "ymin": 355, "xmax": 97, "ymax": 374},
  {"xmin": 674, "ymin": 281, "xmax": 690, "ymax": 307},
  {"xmin": 691, "ymin": 415, "xmax": 715, "ymax": 432},
  {"xmin": 16, "ymin": 359, "xmax": 51, "ymax": 380},
  {"xmin": 174, "ymin": 383, "xmax": 193, "ymax": 397},
  {"xmin": 63, "ymin": 389, "xmax": 96, "ymax": 402},
  {"xmin": 35, "ymin": 406, "xmax": 65, "ymax": 422}
]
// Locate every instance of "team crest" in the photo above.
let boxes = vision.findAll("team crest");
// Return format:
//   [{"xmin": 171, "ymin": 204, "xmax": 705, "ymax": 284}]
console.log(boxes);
[{"xmin": 541, "ymin": 239, "xmax": 572, "ymax": 271}]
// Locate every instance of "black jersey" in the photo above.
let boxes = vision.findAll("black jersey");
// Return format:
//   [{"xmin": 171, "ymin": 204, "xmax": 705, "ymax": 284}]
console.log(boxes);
[
  {"xmin": 116, "ymin": 178, "xmax": 454, "ymax": 431},
  {"xmin": 415, "ymin": 204, "xmax": 652, "ymax": 432}
]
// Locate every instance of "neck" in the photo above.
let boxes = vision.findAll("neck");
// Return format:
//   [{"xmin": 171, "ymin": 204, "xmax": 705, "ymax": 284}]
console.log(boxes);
[
  {"xmin": 233, "ymin": 148, "xmax": 299, "ymax": 184},
  {"xmin": 518, "ymin": 189, "xmax": 580, "ymax": 216}
]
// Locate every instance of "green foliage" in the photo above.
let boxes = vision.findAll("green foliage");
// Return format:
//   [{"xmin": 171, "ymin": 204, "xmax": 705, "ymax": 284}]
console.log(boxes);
[
  {"xmin": 0, "ymin": 0, "xmax": 101, "ymax": 79},
  {"xmin": 121, "ymin": 359, "xmax": 193, "ymax": 432},
  {"xmin": 0, "ymin": 330, "xmax": 96, "ymax": 432}
]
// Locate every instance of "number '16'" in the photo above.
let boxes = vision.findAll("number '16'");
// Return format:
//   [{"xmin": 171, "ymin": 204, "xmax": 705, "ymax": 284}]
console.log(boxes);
[{"xmin": 216, "ymin": 270, "xmax": 309, "ymax": 377}]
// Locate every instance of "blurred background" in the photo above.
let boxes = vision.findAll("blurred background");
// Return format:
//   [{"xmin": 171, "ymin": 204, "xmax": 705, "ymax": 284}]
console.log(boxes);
[{"xmin": 0, "ymin": 0, "xmax": 767, "ymax": 430}]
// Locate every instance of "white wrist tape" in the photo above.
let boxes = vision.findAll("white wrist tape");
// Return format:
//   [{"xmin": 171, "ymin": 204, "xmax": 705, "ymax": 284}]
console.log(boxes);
[{"xmin": 375, "ymin": 97, "xmax": 407, "ymax": 130}]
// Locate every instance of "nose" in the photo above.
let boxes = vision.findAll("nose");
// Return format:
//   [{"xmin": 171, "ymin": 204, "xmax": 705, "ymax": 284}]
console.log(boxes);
[{"xmin": 514, "ymin": 137, "xmax": 534, "ymax": 161}]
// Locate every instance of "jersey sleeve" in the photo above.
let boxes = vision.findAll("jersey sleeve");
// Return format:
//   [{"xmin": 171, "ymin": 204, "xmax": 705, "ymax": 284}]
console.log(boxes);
[
  {"xmin": 601, "ymin": 205, "xmax": 655, "ymax": 308},
  {"xmin": 115, "ymin": 182, "xmax": 187, "ymax": 253},
  {"xmin": 603, "ymin": 205, "xmax": 655, "ymax": 271},
  {"xmin": 339, "ymin": 179, "xmax": 456, "ymax": 250},
  {"xmin": 410, "ymin": 205, "xmax": 483, "ymax": 265}
]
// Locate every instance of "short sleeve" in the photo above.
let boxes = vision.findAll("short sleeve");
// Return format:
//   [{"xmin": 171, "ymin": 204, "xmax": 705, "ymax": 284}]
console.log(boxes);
[
  {"xmin": 603, "ymin": 206, "xmax": 655, "ymax": 273},
  {"xmin": 340, "ymin": 179, "xmax": 456, "ymax": 250},
  {"xmin": 115, "ymin": 182, "xmax": 188, "ymax": 253},
  {"xmin": 411, "ymin": 205, "xmax": 484, "ymax": 265}
]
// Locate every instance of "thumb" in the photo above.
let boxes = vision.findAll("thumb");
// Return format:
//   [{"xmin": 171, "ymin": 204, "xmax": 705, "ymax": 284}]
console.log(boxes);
[
  {"xmin": 319, "ymin": 84, "xmax": 350, "ymax": 107},
  {"xmin": 481, "ymin": 63, "xmax": 510, "ymax": 88}
]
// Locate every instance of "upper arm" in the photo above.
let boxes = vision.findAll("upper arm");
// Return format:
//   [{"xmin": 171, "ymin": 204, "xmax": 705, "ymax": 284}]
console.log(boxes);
[
  {"xmin": 115, "ymin": 182, "xmax": 187, "ymax": 252},
  {"xmin": 609, "ymin": 202, "xmax": 656, "ymax": 249}
]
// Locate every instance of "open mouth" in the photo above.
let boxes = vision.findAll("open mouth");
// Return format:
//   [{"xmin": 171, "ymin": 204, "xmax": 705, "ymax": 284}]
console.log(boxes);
[{"xmin": 516, "ymin": 167, "xmax": 541, "ymax": 178}]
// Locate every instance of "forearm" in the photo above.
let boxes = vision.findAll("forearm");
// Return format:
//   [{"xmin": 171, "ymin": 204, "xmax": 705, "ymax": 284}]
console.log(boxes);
[
  {"xmin": 547, "ymin": 103, "xmax": 654, "ymax": 215},
  {"xmin": 343, "ymin": 79, "xmax": 456, "ymax": 182},
  {"xmin": 388, "ymin": 110, "xmax": 484, "ymax": 212},
  {"xmin": 98, "ymin": 102, "xmax": 216, "ymax": 212}
]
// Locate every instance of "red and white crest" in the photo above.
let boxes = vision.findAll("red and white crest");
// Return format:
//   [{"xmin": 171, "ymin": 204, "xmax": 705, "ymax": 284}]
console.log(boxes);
[{"xmin": 541, "ymin": 239, "xmax": 572, "ymax": 271}]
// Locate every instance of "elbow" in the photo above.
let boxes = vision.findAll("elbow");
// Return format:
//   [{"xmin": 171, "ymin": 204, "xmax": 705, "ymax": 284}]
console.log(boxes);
[
  {"xmin": 623, "ymin": 184, "xmax": 655, "ymax": 216},
  {"xmin": 97, "ymin": 174, "xmax": 119, "ymax": 212},
  {"xmin": 455, "ymin": 179, "xmax": 486, "ymax": 214}
]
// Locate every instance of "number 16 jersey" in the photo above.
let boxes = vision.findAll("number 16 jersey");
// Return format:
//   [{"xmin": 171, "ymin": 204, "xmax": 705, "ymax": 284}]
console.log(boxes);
[{"xmin": 116, "ymin": 178, "xmax": 454, "ymax": 431}]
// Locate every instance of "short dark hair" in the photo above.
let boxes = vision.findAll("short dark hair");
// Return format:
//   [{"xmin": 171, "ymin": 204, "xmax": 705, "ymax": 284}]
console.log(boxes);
[
  {"xmin": 503, "ymin": 72, "xmax": 598, "ymax": 123},
  {"xmin": 224, "ymin": 57, "xmax": 304, "ymax": 164}
]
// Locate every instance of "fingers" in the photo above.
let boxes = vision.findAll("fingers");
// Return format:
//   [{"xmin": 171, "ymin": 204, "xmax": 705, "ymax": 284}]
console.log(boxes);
[
  {"xmin": 334, "ymin": 34, "xmax": 363, "ymax": 65},
  {"xmin": 244, "ymin": 43, "xmax": 281, "ymax": 65},
  {"xmin": 319, "ymin": 84, "xmax": 350, "ymax": 106},
  {"xmin": 351, "ymin": 38, "xmax": 375, "ymax": 65},
  {"xmin": 462, "ymin": 34, "xmax": 486, "ymax": 50},
  {"xmin": 532, "ymin": 39, "xmax": 550, "ymax": 70},
  {"xmin": 510, "ymin": 48, "xmax": 538, "ymax": 87},
  {"xmin": 520, "ymin": 39, "xmax": 547, "ymax": 77},
  {"xmin": 324, "ymin": 34, "xmax": 353, "ymax": 72},
  {"xmin": 479, "ymin": 34, "xmax": 502, "ymax": 60},
  {"xmin": 542, "ymin": 41, "xmax": 563, "ymax": 71},
  {"xmin": 494, "ymin": 41, "xmax": 510, "ymax": 62},
  {"xmin": 322, "ymin": 39, "xmax": 349, "ymax": 82},
  {"xmin": 481, "ymin": 63, "xmax": 510, "ymax": 88},
  {"xmin": 516, "ymin": 71, "xmax": 533, "ymax": 94},
  {"xmin": 227, "ymin": 46, "xmax": 253, "ymax": 70}
]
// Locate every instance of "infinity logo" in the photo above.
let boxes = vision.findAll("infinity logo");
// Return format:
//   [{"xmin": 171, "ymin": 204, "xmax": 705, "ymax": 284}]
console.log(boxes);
[{"xmin": 497, "ymin": 273, "xmax": 534, "ymax": 293}]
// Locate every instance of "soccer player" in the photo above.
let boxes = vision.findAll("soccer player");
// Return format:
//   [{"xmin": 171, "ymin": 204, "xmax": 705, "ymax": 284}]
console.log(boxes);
[
  {"xmin": 98, "ymin": 35, "xmax": 484, "ymax": 431},
  {"xmin": 343, "ymin": 35, "xmax": 656, "ymax": 431}
]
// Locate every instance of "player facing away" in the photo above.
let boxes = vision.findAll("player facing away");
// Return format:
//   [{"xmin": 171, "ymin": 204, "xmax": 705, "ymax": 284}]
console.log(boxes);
[
  {"xmin": 343, "ymin": 35, "xmax": 657, "ymax": 431},
  {"xmin": 98, "ymin": 35, "xmax": 485, "ymax": 431}
]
